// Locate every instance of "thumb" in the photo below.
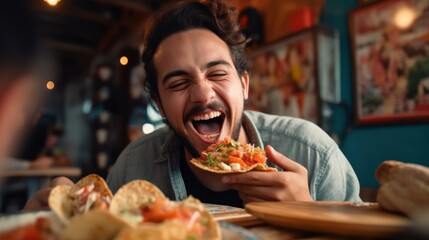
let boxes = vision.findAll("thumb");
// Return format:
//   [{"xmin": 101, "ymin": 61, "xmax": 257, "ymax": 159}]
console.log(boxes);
[{"xmin": 265, "ymin": 145, "xmax": 302, "ymax": 172}]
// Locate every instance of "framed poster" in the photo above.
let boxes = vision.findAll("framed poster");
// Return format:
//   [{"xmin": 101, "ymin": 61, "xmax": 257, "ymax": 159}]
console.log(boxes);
[
  {"xmin": 246, "ymin": 28, "xmax": 322, "ymax": 125},
  {"xmin": 350, "ymin": 0, "xmax": 429, "ymax": 125}
]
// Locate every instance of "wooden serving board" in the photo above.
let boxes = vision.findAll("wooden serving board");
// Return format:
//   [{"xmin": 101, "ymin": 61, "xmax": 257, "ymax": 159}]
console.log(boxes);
[
  {"xmin": 204, "ymin": 204, "xmax": 263, "ymax": 227},
  {"xmin": 245, "ymin": 201, "xmax": 412, "ymax": 237}
]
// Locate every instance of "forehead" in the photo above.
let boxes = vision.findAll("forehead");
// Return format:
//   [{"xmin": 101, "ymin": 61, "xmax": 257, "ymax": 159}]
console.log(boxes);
[{"xmin": 153, "ymin": 29, "xmax": 233, "ymax": 76}]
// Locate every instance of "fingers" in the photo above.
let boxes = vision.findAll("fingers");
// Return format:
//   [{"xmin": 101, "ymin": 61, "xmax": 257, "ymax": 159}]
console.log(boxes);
[
  {"xmin": 22, "ymin": 188, "xmax": 52, "ymax": 212},
  {"xmin": 50, "ymin": 176, "xmax": 74, "ymax": 187},
  {"xmin": 265, "ymin": 145, "xmax": 305, "ymax": 172},
  {"xmin": 222, "ymin": 171, "xmax": 282, "ymax": 187},
  {"xmin": 238, "ymin": 192, "xmax": 265, "ymax": 204},
  {"xmin": 236, "ymin": 185, "xmax": 286, "ymax": 201},
  {"xmin": 22, "ymin": 177, "xmax": 74, "ymax": 212}
]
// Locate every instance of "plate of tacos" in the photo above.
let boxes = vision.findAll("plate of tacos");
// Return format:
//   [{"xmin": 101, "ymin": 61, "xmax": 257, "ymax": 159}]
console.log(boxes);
[
  {"xmin": 190, "ymin": 136, "xmax": 277, "ymax": 173},
  {"xmin": 2, "ymin": 174, "xmax": 259, "ymax": 239}
]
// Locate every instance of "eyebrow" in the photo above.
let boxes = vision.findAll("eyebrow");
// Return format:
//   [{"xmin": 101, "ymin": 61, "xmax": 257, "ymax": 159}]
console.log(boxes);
[{"xmin": 162, "ymin": 60, "xmax": 232, "ymax": 84}]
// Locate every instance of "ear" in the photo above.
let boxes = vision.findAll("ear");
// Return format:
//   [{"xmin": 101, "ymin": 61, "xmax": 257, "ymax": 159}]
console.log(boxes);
[{"xmin": 241, "ymin": 71, "xmax": 250, "ymax": 100}]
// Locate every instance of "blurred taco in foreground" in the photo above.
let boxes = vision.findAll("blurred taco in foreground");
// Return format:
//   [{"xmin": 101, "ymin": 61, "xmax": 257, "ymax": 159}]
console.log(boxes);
[
  {"xmin": 59, "ymin": 209, "xmax": 129, "ymax": 240},
  {"xmin": 111, "ymin": 180, "xmax": 221, "ymax": 240},
  {"xmin": 190, "ymin": 136, "xmax": 277, "ymax": 173},
  {"xmin": 49, "ymin": 174, "xmax": 113, "ymax": 223}
]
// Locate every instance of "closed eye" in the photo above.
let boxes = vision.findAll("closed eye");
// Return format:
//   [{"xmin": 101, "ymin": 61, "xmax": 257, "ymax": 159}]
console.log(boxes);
[
  {"xmin": 169, "ymin": 79, "xmax": 191, "ymax": 91},
  {"xmin": 208, "ymin": 71, "xmax": 227, "ymax": 80}
]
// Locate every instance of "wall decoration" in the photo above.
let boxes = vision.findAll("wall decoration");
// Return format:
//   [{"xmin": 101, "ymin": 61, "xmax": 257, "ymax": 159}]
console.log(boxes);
[
  {"xmin": 247, "ymin": 27, "xmax": 337, "ymax": 125},
  {"xmin": 349, "ymin": 0, "xmax": 429, "ymax": 125},
  {"xmin": 89, "ymin": 63, "xmax": 118, "ymax": 177},
  {"xmin": 317, "ymin": 28, "xmax": 341, "ymax": 103}
]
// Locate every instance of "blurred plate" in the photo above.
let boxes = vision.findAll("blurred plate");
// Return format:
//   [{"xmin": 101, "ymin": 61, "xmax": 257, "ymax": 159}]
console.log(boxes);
[
  {"xmin": 0, "ymin": 211, "xmax": 58, "ymax": 232},
  {"xmin": 0, "ymin": 210, "xmax": 64, "ymax": 239},
  {"xmin": 204, "ymin": 203, "xmax": 262, "ymax": 227}
]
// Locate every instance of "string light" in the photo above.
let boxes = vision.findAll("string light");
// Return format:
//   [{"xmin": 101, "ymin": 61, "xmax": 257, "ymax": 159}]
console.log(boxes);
[
  {"xmin": 120, "ymin": 56, "xmax": 128, "ymax": 66},
  {"xmin": 46, "ymin": 81, "xmax": 55, "ymax": 90}
]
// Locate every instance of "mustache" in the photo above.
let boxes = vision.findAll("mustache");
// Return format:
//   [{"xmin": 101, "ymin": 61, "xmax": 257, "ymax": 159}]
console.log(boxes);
[{"xmin": 184, "ymin": 101, "xmax": 228, "ymax": 122}]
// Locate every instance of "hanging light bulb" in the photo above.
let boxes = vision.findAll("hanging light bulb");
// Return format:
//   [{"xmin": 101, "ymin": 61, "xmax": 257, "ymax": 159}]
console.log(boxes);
[{"xmin": 44, "ymin": 0, "xmax": 61, "ymax": 7}]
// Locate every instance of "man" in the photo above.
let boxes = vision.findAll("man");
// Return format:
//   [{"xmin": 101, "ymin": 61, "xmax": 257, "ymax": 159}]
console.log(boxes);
[
  {"xmin": 106, "ymin": 0, "xmax": 361, "ymax": 207},
  {"xmin": 26, "ymin": 0, "xmax": 360, "ymax": 210}
]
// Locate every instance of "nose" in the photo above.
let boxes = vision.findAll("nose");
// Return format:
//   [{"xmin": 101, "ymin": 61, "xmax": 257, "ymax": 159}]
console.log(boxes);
[{"xmin": 190, "ymin": 80, "xmax": 216, "ymax": 104}]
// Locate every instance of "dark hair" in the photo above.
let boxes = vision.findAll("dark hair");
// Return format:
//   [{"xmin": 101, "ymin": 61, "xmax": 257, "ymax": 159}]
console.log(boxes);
[{"xmin": 142, "ymin": 0, "xmax": 248, "ymax": 100}]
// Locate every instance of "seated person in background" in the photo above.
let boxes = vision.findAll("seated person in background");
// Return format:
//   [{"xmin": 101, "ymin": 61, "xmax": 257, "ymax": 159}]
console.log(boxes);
[
  {"xmin": 1, "ymin": 113, "xmax": 71, "ymax": 212},
  {"xmin": 6, "ymin": 114, "xmax": 71, "ymax": 170}
]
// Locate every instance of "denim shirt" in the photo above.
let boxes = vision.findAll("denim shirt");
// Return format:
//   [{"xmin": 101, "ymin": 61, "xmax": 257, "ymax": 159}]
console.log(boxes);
[{"xmin": 107, "ymin": 111, "xmax": 362, "ymax": 202}]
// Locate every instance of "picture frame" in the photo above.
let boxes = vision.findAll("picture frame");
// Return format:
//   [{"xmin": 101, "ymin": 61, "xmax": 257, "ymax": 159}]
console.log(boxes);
[
  {"xmin": 247, "ymin": 27, "xmax": 338, "ymax": 125},
  {"xmin": 349, "ymin": 0, "xmax": 429, "ymax": 126},
  {"xmin": 317, "ymin": 28, "xmax": 341, "ymax": 104}
]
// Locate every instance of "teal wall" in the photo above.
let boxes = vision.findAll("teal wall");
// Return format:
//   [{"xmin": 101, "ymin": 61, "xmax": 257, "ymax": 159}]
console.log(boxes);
[{"xmin": 319, "ymin": 0, "xmax": 429, "ymax": 187}]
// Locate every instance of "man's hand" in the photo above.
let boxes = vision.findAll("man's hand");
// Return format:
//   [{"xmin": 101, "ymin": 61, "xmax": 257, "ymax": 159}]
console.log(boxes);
[
  {"xmin": 22, "ymin": 176, "xmax": 74, "ymax": 211},
  {"xmin": 221, "ymin": 145, "xmax": 313, "ymax": 204}
]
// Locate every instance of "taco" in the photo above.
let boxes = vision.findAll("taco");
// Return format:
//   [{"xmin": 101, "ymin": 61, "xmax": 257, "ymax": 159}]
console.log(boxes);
[
  {"xmin": 109, "ymin": 179, "xmax": 166, "ymax": 219},
  {"xmin": 59, "ymin": 209, "xmax": 129, "ymax": 240},
  {"xmin": 110, "ymin": 180, "xmax": 221, "ymax": 240},
  {"xmin": 49, "ymin": 174, "xmax": 113, "ymax": 223},
  {"xmin": 190, "ymin": 136, "xmax": 277, "ymax": 173}
]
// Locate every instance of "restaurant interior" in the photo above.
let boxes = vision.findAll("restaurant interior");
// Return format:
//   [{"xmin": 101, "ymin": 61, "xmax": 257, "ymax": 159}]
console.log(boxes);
[{"xmin": 1, "ymin": 0, "xmax": 429, "ymax": 237}]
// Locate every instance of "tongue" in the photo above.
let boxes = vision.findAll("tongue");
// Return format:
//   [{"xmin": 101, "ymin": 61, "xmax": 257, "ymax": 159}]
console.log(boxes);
[{"xmin": 194, "ymin": 121, "xmax": 221, "ymax": 135}]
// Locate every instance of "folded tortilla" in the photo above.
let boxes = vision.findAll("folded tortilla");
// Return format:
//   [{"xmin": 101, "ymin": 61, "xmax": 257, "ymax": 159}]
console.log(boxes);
[
  {"xmin": 59, "ymin": 209, "xmax": 129, "ymax": 240},
  {"xmin": 110, "ymin": 181, "xmax": 221, "ymax": 240},
  {"xmin": 190, "ymin": 137, "xmax": 278, "ymax": 173},
  {"xmin": 49, "ymin": 174, "xmax": 113, "ymax": 224},
  {"xmin": 109, "ymin": 179, "xmax": 166, "ymax": 216}
]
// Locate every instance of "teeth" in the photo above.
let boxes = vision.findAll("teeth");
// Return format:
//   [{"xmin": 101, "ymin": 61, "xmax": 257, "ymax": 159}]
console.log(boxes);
[
  {"xmin": 204, "ymin": 133, "xmax": 219, "ymax": 139},
  {"xmin": 192, "ymin": 111, "xmax": 221, "ymax": 121}
]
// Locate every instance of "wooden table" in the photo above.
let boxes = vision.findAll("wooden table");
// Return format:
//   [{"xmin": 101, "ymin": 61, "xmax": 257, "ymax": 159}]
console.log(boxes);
[
  {"xmin": 0, "ymin": 167, "xmax": 82, "ymax": 197},
  {"xmin": 215, "ymin": 201, "xmax": 413, "ymax": 240}
]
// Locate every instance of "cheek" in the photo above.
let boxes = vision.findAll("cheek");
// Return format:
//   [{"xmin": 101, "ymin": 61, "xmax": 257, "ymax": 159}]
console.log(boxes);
[
  {"xmin": 160, "ymin": 92, "xmax": 186, "ymax": 123},
  {"xmin": 223, "ymin": 82, "xmax": 246, "ymax": 104}
]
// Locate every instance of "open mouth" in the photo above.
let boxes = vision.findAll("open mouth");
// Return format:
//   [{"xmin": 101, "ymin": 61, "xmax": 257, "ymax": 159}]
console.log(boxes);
[{"xmin": 191, "ymin": 111, "xmax": 225, "ymax": 141}]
